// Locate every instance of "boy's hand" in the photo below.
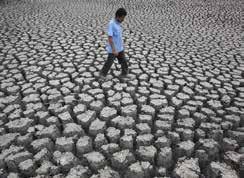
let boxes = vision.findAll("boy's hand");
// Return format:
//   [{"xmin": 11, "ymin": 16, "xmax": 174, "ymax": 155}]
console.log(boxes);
[{"xmin": 112, "ymin": 50, "xmax": 118, "ymax": 56}]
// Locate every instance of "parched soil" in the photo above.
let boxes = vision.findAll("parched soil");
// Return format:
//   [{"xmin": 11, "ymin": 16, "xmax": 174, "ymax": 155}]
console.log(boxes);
[{"xmin": 0, "ymin": 0, "xmax": 243, "ymax": 177}]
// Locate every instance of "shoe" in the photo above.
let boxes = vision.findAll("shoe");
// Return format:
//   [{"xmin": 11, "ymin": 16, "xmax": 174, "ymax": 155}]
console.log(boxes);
[
  {"xmin": 100, "ymin": 75, "xmax": 106, "ymax": 80},
  {"xmin": 120, "ymin": 74, "xmax": 134, "ymax": 80},
  {"xmin": 99, "ymin": 74, "xmax": 112, "ymax": 81}
]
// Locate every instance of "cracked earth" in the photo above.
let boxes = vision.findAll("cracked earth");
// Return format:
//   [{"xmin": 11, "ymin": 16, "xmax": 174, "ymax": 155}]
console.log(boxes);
[{"xmin": 0, "ymin": 0, "xmax": 243, "ymax": 177}]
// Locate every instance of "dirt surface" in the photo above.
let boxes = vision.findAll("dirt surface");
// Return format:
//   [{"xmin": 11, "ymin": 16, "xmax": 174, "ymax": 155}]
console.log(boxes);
[{"xmin": 0, "ymin": 0, "xmax": 243, "ymax": 177}]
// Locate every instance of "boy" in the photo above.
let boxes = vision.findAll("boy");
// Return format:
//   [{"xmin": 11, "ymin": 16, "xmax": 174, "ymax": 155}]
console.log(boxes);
[{"xmin": 100, "ymin": 8, "xmax": 129, "ymax": 80}]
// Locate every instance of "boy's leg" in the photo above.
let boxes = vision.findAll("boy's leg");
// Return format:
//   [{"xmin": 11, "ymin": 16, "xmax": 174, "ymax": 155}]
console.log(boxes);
[
  {"xmin": 100, "ymin": 53, "xmax": 115, "ymax": 76},
  {"xmin": 117, "ymin": 51, "xmax": 128, "ymax": 76}
]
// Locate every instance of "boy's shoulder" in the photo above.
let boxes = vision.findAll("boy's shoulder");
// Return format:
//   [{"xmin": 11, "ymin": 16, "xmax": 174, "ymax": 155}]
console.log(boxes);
[{"xmin": 109, "ymin": 19, "xmax": 115, "ymax": 25}]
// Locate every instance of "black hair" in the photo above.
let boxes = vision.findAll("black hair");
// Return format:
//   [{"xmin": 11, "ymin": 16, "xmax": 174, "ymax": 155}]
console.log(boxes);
[{"xmin": 115, "ymin": 8, "xmax": 127, "ymax": 17}]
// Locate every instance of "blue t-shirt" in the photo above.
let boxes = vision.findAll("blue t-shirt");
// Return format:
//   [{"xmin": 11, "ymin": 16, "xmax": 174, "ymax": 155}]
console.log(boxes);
[{"xmin": 106, "ymin": 19, "xmax": 124, "ymax": 53}]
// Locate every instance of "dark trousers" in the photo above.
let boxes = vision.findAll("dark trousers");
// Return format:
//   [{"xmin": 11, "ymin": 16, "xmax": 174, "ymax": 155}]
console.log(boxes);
[{"xmin": 101, "ymin": 51, "xmax": 128, "ymax": 76}]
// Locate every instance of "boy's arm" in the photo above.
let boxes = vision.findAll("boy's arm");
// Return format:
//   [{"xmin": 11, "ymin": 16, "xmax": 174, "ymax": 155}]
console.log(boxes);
[
  {"xmin": 107, "ymin": 22, "xmax": 118, "ymax": 56},
  {"xmin": 108, "ymin": 36, "xmax": 118, "ymax": 56}
]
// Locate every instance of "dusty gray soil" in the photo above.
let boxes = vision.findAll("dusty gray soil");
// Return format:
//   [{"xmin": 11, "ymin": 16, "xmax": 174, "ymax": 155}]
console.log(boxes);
[{"xmin": 0, "ymin": 0, "xmax": 243, "ymax": 177}]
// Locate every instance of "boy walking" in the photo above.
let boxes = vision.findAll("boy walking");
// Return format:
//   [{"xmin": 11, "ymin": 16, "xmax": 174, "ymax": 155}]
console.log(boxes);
[{"xmin": 100, "ymin": 8, "xmax": 129, "ymax": 79}]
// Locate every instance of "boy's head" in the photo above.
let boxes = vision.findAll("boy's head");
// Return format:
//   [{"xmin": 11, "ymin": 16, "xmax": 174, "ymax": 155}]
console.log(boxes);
[{"xmin": 115, "ymin": 8, "xmax": 127, "ymax": 23}]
